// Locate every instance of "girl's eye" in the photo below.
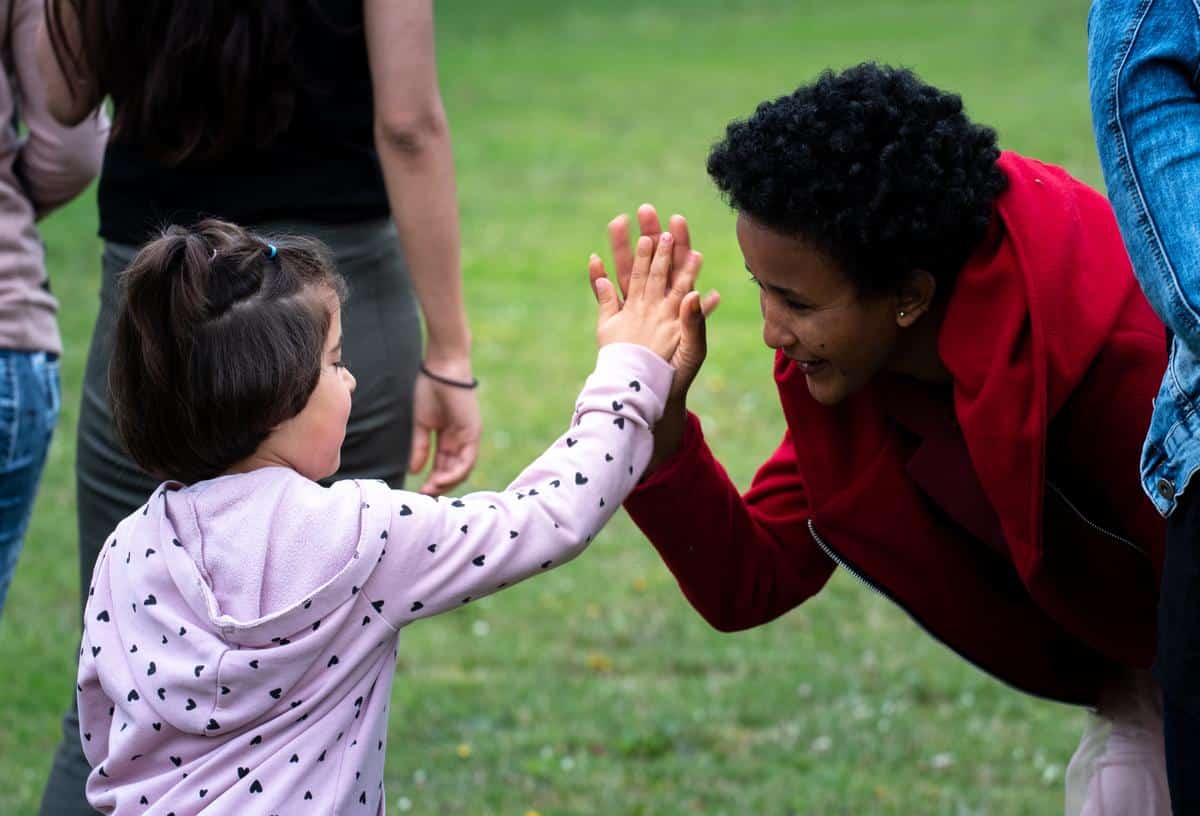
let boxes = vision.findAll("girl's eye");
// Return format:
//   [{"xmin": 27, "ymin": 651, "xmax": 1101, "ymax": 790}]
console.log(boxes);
[
  {"xmin": 333, "ymin": 360, "xmax": 348, "ymax": 370},
  {"xmin": 747, "ymin": 274, "xmax": 764, "ymax": 290}
]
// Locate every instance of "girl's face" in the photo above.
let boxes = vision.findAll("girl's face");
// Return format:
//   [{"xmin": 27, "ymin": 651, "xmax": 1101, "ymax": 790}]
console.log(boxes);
[
  {"xmin": 737, "ymin": 214, "xmax": 902, "ymax": 406},
  {"xmin": 270, "ymin": 299, "xmax": 356, "ymax": 480}
]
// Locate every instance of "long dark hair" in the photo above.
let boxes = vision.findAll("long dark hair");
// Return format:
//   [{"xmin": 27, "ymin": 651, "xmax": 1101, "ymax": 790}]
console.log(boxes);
[
  {"xmin": 110, "ymin": 219, "xmax": 346, "ymax": 484},
  {"xmin": 44, "ymin": 0, "xmax": 303, "ymax": 165}
]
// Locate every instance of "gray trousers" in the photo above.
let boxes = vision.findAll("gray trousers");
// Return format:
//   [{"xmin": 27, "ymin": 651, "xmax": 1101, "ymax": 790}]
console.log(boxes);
[{"xmin": 38, "ymin": 218, "xmax": 421, "ymax": 815}]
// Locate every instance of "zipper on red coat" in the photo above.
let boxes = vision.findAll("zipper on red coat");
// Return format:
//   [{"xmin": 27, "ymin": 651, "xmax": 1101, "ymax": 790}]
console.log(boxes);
[
  {"xmin": 806, "ymin": 518, "xmax": 1072, "ymax": 705},
  {"xmin": 1044, "ymin": 481, "xmax": 1147, "ymax": 557}
]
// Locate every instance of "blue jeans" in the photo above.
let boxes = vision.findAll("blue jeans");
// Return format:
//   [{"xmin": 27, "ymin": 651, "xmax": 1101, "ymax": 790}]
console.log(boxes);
[{"xmin": 0, "ymin": 350, "xmax": 60, "ymax": 615}]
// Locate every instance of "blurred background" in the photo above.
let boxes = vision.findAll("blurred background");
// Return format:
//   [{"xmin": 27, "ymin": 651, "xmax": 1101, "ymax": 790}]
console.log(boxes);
[{"xmin": 1, "ymin": 1, "xmax": 1099, "ymax": 812}]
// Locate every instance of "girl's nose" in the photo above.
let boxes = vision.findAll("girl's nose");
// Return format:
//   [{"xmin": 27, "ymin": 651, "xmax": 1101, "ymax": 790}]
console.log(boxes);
[{"xmin": 346, "ymin": 368, "xmax": 357, "ymax": 393}]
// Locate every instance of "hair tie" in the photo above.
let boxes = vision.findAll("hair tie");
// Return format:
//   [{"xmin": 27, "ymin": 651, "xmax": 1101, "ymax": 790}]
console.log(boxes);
[{"xmin": 267, "ymin": 244, "xmax": 278, "ymax": 259}]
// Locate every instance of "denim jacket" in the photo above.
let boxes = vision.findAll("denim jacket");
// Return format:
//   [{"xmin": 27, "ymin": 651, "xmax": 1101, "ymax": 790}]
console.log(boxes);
[{"xmin": 1090, "ymin": 0, "xmax": 1200, "ymax": 516}]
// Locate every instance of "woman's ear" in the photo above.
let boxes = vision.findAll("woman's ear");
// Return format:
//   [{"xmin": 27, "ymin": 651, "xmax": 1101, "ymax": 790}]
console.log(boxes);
[{"xmin": 895, "ymin": 269, "xmax": 937, "ymax": 327}]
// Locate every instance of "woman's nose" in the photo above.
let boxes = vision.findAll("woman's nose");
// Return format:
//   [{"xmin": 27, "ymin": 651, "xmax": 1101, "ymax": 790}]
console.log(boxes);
[{"xmin": 761, "ymin": 299, "xmax": 794, "ymax": 350}]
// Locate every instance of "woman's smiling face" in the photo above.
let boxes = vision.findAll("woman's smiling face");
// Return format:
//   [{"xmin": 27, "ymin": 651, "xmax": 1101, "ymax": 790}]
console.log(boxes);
[{"xmin": 737, "ymin": 213, "xmax": 906, "ymax": 406}]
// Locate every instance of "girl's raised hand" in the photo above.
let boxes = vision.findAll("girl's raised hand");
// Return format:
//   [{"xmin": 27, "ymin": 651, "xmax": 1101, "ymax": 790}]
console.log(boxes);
[{"xmin": 590, "ymin": 232, "xmax": 700, "ymax": 362}]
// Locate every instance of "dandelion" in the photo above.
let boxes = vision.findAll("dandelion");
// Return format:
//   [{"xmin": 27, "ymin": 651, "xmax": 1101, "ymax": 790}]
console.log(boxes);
[
  {"xmin": 1042, "ymin": 764, "xmax": 1062, "ymax": 785},
  {"xmin": 472, "ymin": 619, "xmax": 490, "ymax": 638},
  {"xmin": 586, "ymin": 652, "xmax": 612, "ymax": 672},
  {"xmin": 810, "ymin": 735, "xmax": 832, "ymax": 753},
  {"xmin": 456, "ymin": 743, "xmax": 472, "ymax": 759},
  {"xmin": 560, "ymin": 755, "xmax": 576, "ymax": 772},
  {"xmin": 632, "ymin": 577, "xmax": 648, "ymax": 592},
  {"xmin": 395, "ymin": 797, "xmax": 412, "ymax": 811},
  {"xmin": 930, "ymin": 752, "xmax": 954, "ymax": 770}
]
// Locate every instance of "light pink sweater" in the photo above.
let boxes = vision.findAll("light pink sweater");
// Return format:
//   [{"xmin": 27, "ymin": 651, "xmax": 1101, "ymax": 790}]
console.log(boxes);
[
  {"xmin": 0, "ymin": 0, "xmax": 108, "ymax": 354},
  {"xmin": 77, "ymin": 344, "xmax": 672, "ymax": 814}
]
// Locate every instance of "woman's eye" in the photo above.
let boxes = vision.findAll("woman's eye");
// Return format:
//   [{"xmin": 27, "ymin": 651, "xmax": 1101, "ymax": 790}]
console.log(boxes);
[{"xmin": 785, "ymin": 300, "xmax": 810, "ymax": 312}]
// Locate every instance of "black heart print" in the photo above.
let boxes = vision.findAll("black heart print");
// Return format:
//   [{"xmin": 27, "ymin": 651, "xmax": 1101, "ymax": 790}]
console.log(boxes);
[
  {"xmin": 472, "ymin": 555, "xmax": 486, "ymax": 567},
  {"xmin": 249, "ymin": 780, "xmax": 263, "ymax": 794},
  {"xmin": 269, "ymin": 688, "xmax": 282, "ymax": 699},
  {"xmin": 147, "ymin": 662, "xmax": 156, "ymax": 676},
  {"xmin": 509, "ymin": 530, "xmax": 519, "ymax": 539},
  {"xmin": 410, "ymin": 601, "xmax": 424, "ymax": 611},
  {"xmin": 613, "ymin": 417, "xmax": 625, "ymax": 429},
  {"xmin": 205, "ymin": 719, "xmax": 219, "ymax": 731},
  {"xmin": 96, "ymin": 610, "xmax": 109, "ymax": 622},
  {"xmin": 575, "ymin": 472, "xmax": 588, "ymax": 485},
  {"xmin": 629, "ymin": 380, "xmax": 641, "ymax": 391},
  {"xmin": 238, "ymin": 767, "xmax": 249, "ymax": 779},
  {"xmin": 328, "ymin": 655, "xmax": 339, "ymax": 667},
  {"xmin": 399, "ymin": 504, "xmax": 412, "ymax": 516},
  {"xmin": 185, "ymin": 698, "xmax": 196, "ymax": 710},
  {"xmin": 566, "ymin": 438, "xmax": 577, "ymax": 447},
  {"xmin": 612, "ymin": 400, "xmax": 624, "ymax": 411},
  {"xmin": 170, "ymin": 756, "xmax": 182, "ymax": 767},
  {"xmin": 143, "ymin": 594, "xmax": 157, "ymax": 605}
]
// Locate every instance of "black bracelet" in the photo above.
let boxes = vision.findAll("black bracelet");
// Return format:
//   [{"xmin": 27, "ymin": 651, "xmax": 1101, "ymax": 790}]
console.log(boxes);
[{"xmin": 419, "ymin": 363, "xmax": 479, "ymax": 389}]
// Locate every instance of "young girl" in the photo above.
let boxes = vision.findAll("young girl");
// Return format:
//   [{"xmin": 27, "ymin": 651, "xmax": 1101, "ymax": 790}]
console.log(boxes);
[{"xmin": 75, "ymin": 219, "xmax": 709, "ymax": 814}]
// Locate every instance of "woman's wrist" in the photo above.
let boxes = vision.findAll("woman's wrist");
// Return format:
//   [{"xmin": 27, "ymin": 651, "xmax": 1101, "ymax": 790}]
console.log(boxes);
[
  {"xmin": 421, "ymin": 339, "xmax": 473, "ymax": 379},
  {"xmin": 645, "ymin": 397, "xmax": 689, "ymax": 477}
]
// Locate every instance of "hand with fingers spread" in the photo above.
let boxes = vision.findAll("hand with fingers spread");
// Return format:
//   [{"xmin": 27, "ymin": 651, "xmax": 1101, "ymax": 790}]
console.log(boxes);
[{"xmin": 596, "ymin": 205, "xmax": 720, "ymax": 473}]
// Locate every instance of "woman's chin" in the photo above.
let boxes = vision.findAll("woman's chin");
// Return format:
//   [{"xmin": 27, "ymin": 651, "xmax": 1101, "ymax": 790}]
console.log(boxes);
[{"xmin": 805, "ymin": 373, "xmax": 847, "ymax": 406}]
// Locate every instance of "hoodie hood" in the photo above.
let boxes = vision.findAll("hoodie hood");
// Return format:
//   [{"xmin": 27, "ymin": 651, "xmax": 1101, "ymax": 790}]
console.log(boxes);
[{"xmin": 87, "ymin": 468, "xmax": 388, "ymax": 737}]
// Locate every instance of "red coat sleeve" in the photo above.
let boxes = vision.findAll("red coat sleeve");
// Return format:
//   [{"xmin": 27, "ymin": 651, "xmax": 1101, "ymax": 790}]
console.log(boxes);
[{"xmin": 624, "ymin": 412, "xmax": 836, "ymax": 631}]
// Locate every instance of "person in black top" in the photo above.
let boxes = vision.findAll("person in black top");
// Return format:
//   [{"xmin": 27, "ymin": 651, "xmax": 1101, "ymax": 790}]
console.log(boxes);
[{"xmin": 36, "ymin": 2, "xmax": 479, "ymax": 812}]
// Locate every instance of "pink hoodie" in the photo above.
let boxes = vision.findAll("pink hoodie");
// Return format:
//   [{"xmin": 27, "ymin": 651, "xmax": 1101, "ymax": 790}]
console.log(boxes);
[{"xmin": 77, "ymin": 344, "xmax": 672, "ymax": 815}]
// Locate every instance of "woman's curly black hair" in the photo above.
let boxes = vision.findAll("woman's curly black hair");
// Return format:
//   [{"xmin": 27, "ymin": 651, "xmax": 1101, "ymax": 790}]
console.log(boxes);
[{"xmin": 707, "ymin": 63, "xmax": 1008, "ymax": 296}]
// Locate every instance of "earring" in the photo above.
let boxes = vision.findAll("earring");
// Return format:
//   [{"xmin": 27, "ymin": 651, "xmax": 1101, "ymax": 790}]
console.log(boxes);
[{"xmin": 898, "ymin": 310, "xmax": 907, "ymax": 319}]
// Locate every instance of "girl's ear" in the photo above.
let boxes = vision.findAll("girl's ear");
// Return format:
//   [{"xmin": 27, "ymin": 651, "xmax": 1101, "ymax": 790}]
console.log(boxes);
[{"xmin": 895, "ymin": 269, "xmax": 937, "ymax": 327}]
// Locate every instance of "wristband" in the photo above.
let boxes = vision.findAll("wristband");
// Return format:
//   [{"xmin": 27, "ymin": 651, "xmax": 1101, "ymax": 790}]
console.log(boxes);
[{"xmin": 419, "ymin": 363, "xmax": 479, "ymax": 389}]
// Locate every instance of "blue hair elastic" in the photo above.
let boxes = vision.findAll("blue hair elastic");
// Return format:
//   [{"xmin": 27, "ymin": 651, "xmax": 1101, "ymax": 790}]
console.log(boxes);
[{"xmin": 267, "ymin": 243, "xmax": 278, "ymax": 259}]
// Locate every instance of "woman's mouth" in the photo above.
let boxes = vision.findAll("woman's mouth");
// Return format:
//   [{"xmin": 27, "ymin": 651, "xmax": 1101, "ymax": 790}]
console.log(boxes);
[{"xmin": 794, "ymin": 357, "xmax": 828, "ymax": 375}]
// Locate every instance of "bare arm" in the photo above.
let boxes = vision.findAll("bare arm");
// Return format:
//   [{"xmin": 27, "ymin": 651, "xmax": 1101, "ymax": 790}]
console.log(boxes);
[{"xmin": 364, "ymin": 0, "xmax": 480, "ymax": 495}]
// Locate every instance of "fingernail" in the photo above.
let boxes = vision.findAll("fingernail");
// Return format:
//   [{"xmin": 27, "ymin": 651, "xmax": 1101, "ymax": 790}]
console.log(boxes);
[{"xmin": 661, "ymin": 233, "xmax": 672, "ymax": 244}]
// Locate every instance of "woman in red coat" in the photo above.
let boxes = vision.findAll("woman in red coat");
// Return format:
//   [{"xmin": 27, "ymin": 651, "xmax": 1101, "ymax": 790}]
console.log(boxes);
[{"xmin": 598, "ymin": 64, "xmax": 1170, "ymax": 812}]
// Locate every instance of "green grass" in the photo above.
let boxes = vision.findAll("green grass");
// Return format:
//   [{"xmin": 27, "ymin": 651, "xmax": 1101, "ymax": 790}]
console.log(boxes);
[{"xmin": 1, "ymin": 1, "xmax": 1102, "ymax": 812}]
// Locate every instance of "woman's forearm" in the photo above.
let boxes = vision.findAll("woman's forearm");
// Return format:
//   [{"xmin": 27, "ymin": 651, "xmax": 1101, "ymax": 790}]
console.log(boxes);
[{"xmin": 374, "ymin": 112, "xmax": 472, "ymax": 372}]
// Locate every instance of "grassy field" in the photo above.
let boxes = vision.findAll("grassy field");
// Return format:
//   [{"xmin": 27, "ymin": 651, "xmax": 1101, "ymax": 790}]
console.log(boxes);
[{"xmin": 1, "ymin": 1, "xmax": 1105, "ymax": 812}]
